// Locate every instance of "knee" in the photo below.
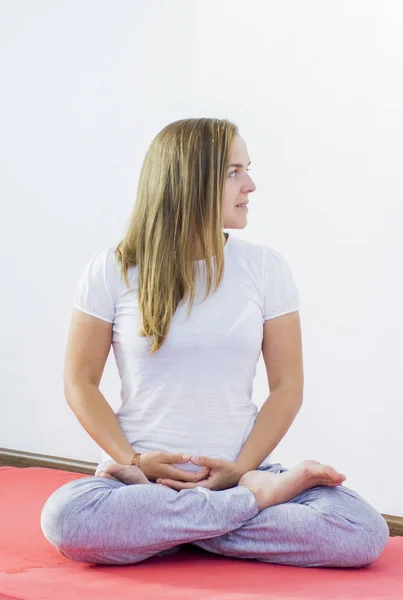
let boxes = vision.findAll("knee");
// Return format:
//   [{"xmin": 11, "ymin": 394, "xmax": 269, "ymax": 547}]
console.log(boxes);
[
  {"xmin": 40, "ymin": 482, "xmax": 77, "ymax": 550},
  {"xmin": 40, "ymin": 477, "xmax": 148, "ymax": 565},
  {"xmin": 338, "ymin": 507, "xmax": 389, "ymax": 568},
  {"xmin": 40, "ymin": 477, "xmax": 103, "ymax": 551},
  {"xmin": 355, "ymin": 510, "xmax": 389, "ymax": 566}
]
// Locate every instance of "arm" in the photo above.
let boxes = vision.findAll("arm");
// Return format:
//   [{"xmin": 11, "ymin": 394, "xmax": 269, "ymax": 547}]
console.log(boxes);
[
  {"xmin": 235, "ymin": 311, "xmax": 304, "ymax": 474},
  {"xmin": 64, "ymin": 309, "xmax": 135, "ymax": 465}
]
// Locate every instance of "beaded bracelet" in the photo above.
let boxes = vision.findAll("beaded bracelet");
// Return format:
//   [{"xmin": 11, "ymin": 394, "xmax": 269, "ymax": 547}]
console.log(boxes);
[{"xmin": 130, "ymin": 452, "xmax": 142, "ymax": 468}]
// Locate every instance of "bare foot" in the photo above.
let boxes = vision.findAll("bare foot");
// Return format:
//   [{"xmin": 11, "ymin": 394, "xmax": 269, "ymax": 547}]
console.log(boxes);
[
  {"xmin": 97, "ymin": 463, "xmax": 150, "ymax": 485},
  {"xmin": 238, "ymin": 459, "xmax": 346, "ymax": 511}
]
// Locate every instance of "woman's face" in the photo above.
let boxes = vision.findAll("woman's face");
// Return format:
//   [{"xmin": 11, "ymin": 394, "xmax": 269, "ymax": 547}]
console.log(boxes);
[{"xmin": 221, "ymin": 135, "xmax": 256, "ymax": 230}]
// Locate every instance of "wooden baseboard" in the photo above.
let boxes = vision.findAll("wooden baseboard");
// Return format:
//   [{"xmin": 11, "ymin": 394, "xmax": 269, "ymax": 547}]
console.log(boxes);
[
  {"xmin": 382, "ymin": 515, "xmax": 403, "ymax": 537},
  {"xmin": 0, "ymin": 447, "xmax": 97, "ymax": 475},
  {"xmin": 1, "ymin": 447, "xmax": 402, "ymax": 537}
]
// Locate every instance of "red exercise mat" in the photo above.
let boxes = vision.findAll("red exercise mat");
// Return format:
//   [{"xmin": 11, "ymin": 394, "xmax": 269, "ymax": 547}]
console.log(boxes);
[{"xmin": 0, "ymin": 466, "xmax": 402, "ymax": 599}]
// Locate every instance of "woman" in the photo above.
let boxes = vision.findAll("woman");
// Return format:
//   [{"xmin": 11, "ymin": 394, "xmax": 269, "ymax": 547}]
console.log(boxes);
[{"xmin": 40, "ymin": 118, "xmax": 388, "ymax": 567}]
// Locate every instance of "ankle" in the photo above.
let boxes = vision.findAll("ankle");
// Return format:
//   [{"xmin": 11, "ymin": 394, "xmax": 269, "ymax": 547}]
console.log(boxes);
[{"xmin": 238, "ymin": 481, "xmax": 262, "ymax": 511}]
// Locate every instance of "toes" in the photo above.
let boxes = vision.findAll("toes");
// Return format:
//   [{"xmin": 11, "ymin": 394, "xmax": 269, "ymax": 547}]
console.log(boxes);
[
  {"xmin": 322, "ymin": 466, "xmax": 343, "ymax": 481},
  {"xmin": 100, "ymin": 471, "xmax": 121, "ymax": 481},
  {"xmin": 111, "ymin": 466, "xmax": 133, "ymax": 481},
  {"xmin": 102, "ymin": 464, "xmax": 123, "ymax": 477},
  {"xmin": 323, "ymin": 473, "xmax": 346, "ymax": 486},
  {"xmin": 107, "ymin": 465, "xmax": 150, "ymax": 484},
  {"xmin": 102, "ymin": 465, "xmax": 135, "ymax": 483}
]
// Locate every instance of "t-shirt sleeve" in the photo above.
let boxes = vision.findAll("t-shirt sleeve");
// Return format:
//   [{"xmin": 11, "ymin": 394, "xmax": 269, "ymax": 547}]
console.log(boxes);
[
  {"xmin": 262, "ymin": 247, "xmax": 300, "ymax": 321},
  {"xmin": 73, "ymin": 247, "xmax": 121, "ymax": 324}
]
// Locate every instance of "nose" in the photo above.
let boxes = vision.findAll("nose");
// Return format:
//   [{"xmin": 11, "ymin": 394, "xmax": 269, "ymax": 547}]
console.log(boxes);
[{"xmin": 242, "ymin": 173, "xmax": 256, "ymax": 194}]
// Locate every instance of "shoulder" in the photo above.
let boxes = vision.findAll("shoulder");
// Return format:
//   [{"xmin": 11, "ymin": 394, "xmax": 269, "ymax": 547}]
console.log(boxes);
[
  {"xmin": 77, "ymin": 245, "xmax": 126, "ymax": 292},
  {"xmin": 84, "ymin": 246, "xmax": 122, "ymax": 274},
  {"xmin": 90, "ymin": 245, "xmax": 119, "ymax": 265},
  {"xmin": 230, "ymin": 235, "xmax": 285, "ymax": 269}
]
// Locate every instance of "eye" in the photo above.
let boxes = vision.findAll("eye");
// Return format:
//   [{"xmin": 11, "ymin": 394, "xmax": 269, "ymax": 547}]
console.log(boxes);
[{"xmin": 228, "ymin": 167, "xmax": 251, "ymax": 178}]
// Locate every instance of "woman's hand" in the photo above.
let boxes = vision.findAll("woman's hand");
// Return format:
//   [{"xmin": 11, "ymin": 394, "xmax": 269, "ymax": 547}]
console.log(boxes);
[
  {"xmin": 95, "ymin": 452, "xmax": 210, "ymax": 485},
  {"xmin": 138, "ymin": 451, "xmax": 211, "ymax": 483},
  {"xmin": 95, "ymin": 452, "xmax": 210, "ymax": 484},
  {"xmin": 156, "ymin": 456, "xmax": 243, "ymax": 491}
]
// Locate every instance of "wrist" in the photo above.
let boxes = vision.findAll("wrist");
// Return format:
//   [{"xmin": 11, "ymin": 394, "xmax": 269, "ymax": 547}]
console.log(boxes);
[
  {"xmin": 233, "ymin": 462, "xmax": 248, "ymax": 482},
  {"xmin": 130, "ymin": 451, "xmax": 142, "ymax": 468},
  {"xmin": 234, "ymin": 460, "xmax": 257, "ymax": 479},
  {"xmin": 114, "ymin": 448, "xmax": 141, "ymax": 466}
]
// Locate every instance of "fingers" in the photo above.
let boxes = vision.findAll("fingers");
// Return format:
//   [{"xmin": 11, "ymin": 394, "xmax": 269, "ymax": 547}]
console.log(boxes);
[
  {"xmin": 190, "ymin": 455, "xmax": 222, "ymax": 468},
  {"xmin": 165, "ymin": 453, "xmax": 191, "ymax": 463},
  {"xmin": 157, "ymin": 476, "xmax": 215, "ymax": 491},
  {"xmin": 157, "ymin": 479, "xmax": 199, "ymax": 491},
  {"xmin": 168, "ymin": 466, "xmax": 210, "ymax": 482},
  {"xmin": 193, "ymin": 467, "xmax": 211, "ymax": 482},
  {"xmin": 165, "ymin": 453, "xmax": 222, "ymax": 469},
  {"xmin": 189, "ymin": 479, "xmax": 213, "ymax": 489}
]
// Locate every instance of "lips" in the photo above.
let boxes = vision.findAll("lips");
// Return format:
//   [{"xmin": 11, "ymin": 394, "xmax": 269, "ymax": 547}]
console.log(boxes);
[{"xmin": 236, "ymin": 201, "xmax": 249, "ymax": 207}]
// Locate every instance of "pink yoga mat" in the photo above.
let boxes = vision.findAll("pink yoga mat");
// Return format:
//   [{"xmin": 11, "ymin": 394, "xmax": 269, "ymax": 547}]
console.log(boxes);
[{"xmin": 1, "ymin": 466, "xmax": 402, "ymax": 599}]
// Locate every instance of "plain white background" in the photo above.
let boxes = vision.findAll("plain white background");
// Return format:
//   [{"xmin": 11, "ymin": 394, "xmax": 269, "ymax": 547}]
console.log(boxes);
[{"xmin": 1, "ymin": 0, "xmax": 402, "ymax": 516}]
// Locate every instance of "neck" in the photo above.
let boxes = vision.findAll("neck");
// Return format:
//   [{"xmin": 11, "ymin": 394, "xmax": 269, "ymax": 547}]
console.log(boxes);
[{"xmin": 194, "ymin": 233, "xmax": 228, "ymax": 261}]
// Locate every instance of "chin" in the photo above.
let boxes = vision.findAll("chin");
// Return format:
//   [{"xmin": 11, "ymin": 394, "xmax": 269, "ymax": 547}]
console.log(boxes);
[{"xmin": 224, "ymin": 220, "xmax": 248, "ymax": 230}]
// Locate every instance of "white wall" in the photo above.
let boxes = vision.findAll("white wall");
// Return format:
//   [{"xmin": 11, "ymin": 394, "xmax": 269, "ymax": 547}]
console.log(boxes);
[{"xmin": 1, "ymin": 0, "xmax": 402, "ymax": 516}]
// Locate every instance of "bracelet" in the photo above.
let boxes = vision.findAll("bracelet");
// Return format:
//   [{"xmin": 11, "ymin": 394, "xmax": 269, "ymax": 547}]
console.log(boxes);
[{"xmin": 130, "ymin": 452, "xmax": 142, "ymax": 468}]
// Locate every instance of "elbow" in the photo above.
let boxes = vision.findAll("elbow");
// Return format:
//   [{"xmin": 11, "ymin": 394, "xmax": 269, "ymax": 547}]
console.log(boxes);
[
  {"xmin": 63, "ymin": 376, "xmax": 95, "ymax": 406},
  {"xmin": 282, "ymin": 379, "xmax": 303, "ymax": 400},
  {"xmin": 292, "ymin": 391, "xmax": 303, "ymax": 413},
  {"xmin": 296, "ymin": 385, "xmax": 304, "ymax": 408},
  {"xmin": 280, "ymin": 383, "xmax": 304, "ymax": 410},
  {"xmin": 63, "ymin": 379, "xmax": 77, "ymax": 406},
  {"xmin": 270, "ymin": 383, "xmax": 303, "ymax": 409},
  {"xmin": 292, "ymin": 378, "xmax": 304, "ymax": 407}
]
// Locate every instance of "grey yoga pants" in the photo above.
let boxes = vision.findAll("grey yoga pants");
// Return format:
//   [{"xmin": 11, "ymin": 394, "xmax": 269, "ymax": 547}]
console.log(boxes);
[{"xmin": 40, "ymin": 462, "xmax": 389, "ymax": 568}]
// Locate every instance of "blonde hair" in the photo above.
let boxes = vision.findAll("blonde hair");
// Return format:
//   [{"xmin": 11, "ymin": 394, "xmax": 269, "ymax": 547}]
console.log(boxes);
[{"xmin": 115, "ymin": 117, "xmax": 238, "ymax": 353}]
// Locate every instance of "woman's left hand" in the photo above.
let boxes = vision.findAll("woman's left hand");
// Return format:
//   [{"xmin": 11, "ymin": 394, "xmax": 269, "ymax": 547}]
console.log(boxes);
[{"xmin": 156, "ymin": 456, "xmax": 243, "ymax": 491}]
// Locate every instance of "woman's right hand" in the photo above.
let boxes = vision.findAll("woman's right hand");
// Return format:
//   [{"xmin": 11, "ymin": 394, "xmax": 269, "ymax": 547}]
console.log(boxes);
[{"xmin": 140, "ymin": 451, "xmax": 210, "ymax": 483}]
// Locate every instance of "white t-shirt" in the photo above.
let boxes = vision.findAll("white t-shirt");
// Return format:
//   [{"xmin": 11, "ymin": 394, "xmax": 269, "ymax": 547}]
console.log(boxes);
[{"xmin": 73, "ymin": 233, "xmax": 300, "ymax": 471}]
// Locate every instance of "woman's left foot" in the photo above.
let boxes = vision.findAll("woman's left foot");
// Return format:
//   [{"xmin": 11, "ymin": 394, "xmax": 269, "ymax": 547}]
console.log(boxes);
[
  {"xmin": 98, "ymin": 464, "xmax": 150, "ymax": 485},
  {"xmin": 239, "ymin": 459, "xmax": 346, "ymax": 511}
]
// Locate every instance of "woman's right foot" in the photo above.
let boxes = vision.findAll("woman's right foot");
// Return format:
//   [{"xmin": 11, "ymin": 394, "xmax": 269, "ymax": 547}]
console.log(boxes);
[
  {"xmin": 98, "ymin": 463, "xmax": 150, "ymax": 485},
  {"xmin": 238, "ymin": 459, "xmax": 346, "ymax": 512}
]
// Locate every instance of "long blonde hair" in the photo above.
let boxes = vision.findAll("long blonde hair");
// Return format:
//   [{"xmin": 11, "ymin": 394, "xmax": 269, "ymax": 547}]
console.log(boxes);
[{"xmin": 115, "ymin": 117, "xmax": 238, "ymax": 353}]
